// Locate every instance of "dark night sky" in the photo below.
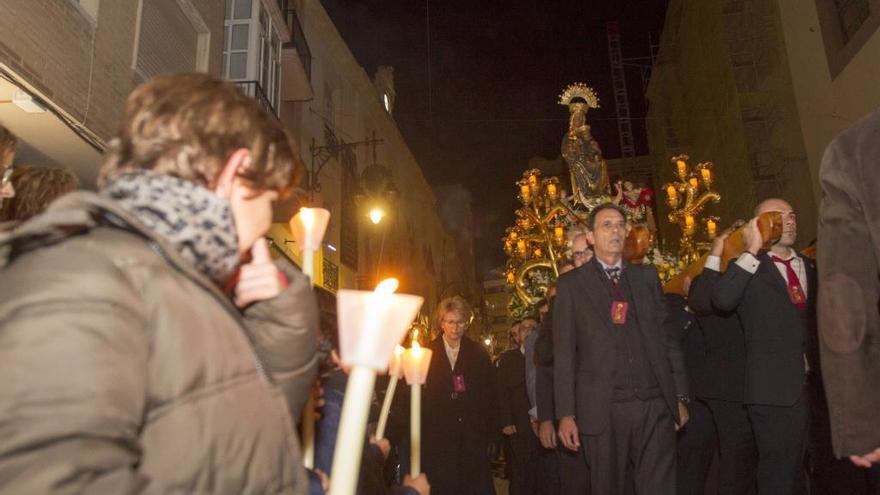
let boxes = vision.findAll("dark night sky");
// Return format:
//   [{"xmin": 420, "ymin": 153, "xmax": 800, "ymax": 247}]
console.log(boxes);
[{"xmin": 322, "ymin": 0, "xmax": 669, "ymax": 279}]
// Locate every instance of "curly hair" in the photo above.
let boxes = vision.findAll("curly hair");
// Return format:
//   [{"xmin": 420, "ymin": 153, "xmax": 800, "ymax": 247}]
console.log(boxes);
[
  {"xmin": 0, "ymin": 165, "xmax": 79, "ymax": 222},
  {"xmin": 99, "ymin": 73, "xmax": 303, "ymax": 195},
  {"xmin": 0, "ymin": 123, "xmax": 17, "ymax": 166}
]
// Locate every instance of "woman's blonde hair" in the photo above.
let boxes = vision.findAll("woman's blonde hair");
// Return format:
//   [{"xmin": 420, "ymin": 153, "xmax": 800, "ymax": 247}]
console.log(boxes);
[{"xmin": 433, "ymin": 295, "xmax": 473, "ymax": 332}]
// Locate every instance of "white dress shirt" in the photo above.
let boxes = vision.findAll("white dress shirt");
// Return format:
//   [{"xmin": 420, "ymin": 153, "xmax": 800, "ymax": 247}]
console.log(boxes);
[{"xmin": 443, "ymin": 337, "xmax": 460, "ymax": 370}]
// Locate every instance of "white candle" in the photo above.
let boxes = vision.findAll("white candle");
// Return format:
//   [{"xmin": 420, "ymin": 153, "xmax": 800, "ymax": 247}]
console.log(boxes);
[
  {"xmin": 402, "ymin": 342, "xmax": 433, "ymax": 478},
  {"xmin": 375, "ymin": 345, "xmax": 405, "ymax": 440},
  {"xmin": 328, "ymin": 280, "xmax": 424, "ymax": 495},
  {"xmin": 302, "ymin": 395, "xmax": 316, "ymax": 469}
]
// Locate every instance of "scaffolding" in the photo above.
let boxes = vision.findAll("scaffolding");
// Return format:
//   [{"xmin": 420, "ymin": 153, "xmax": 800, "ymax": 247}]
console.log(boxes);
[{"xmin": 607, "ymin": 21, "xmax": 636, "ymax": 159}]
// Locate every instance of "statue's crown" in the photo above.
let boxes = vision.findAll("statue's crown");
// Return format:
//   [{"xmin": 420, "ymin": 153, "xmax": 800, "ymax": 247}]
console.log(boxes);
[{"xmin": 558, "ymin": 83, "xmax": 600, "ymax": 108}]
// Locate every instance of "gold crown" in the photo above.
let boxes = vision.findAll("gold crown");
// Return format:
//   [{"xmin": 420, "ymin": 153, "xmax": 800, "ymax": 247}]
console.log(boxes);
[{"xmin": 558, "ymin": 83, "xmax": 600, "ymax": 108}]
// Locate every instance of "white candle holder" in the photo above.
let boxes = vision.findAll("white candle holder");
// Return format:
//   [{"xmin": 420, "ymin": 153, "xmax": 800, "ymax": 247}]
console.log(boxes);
[
  {"xmin": 289, "ymin": 207, "xmax": 330, "ymax": 282},
  {"xmin": 402, "ymin": 344, "xmax": 433, "ymax": 478}
]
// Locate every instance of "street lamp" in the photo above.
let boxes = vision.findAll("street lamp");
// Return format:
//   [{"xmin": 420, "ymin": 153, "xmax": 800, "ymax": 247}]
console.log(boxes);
[{"xmin": 369, "ymin": 208, "xmax": 385, "ymax": 225}]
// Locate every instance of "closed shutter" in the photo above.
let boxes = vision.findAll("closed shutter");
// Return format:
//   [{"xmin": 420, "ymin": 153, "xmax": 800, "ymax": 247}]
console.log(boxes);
[{"xmin": 135, "ymin": 0, "xmax": 199, "ymax": 81}]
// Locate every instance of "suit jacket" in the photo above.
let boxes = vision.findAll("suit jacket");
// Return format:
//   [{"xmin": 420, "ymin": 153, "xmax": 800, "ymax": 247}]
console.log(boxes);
[
  {"xmin": 423, "ymin": 336, "xmax": 497, "ymax": 456},
  {"xmin": 711, "ymin": 254, "xmax": 818, "ymax": 407},
  {"xmin": 689, "ymin": 269, "xmax": 747, "ymax": 402},
  {"xmin": 665, "ymin": 293, "xmax": 705, "ymax": 401},
  {"xmin": 818, "ymin": 107, "xmax": 880, "ymax": 457},
  {"xmin": 535, "ymin": 363, "xmax": 555, "ymax": 423},
  {"xmin": 497, "ymin": 349, "xmax": 532, "ymax": 433},
  {"xmin": 553, "ymin": 259, "xmax": 688, "ymax": 435},
  {"xmin": 534, "ymin": 300, "xmax": 555, "ymax": 367}
]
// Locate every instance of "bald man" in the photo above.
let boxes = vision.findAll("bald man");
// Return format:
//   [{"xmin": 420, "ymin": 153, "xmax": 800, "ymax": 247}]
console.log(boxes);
[{"xmin": 712, "ymin": 198, "xmax": 817, "ymax": 495}]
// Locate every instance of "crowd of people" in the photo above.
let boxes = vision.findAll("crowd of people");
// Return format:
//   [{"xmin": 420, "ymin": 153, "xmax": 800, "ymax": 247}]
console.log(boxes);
[{"xmin": 0, "ymin": 73, "xmax": 878, "ymax": 495}]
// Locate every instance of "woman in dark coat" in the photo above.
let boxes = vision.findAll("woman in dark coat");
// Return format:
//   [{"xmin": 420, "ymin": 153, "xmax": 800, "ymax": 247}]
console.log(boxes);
[{"xmin": 422, "ymin": 296, "xmax": 497, "ymax": 495}]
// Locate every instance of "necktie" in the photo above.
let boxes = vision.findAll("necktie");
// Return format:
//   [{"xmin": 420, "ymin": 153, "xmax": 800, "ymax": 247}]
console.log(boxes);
[
  {"xmin": 605, "ymin": 267, "xmax": 620, "ymax": 287},
  {"xmin": 771, "ymin": 255, "xmax": 807, "ymax": 311}
]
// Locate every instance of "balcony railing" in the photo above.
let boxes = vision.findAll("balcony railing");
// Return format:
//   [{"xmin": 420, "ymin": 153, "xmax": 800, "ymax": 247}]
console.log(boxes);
[
  {"xmin": 284, "ymin": 8, "xmax": 311, "ymax": 81},
  {"xmin": 235, "ymin": 80, "xmax": 277, "ymax": 117}
]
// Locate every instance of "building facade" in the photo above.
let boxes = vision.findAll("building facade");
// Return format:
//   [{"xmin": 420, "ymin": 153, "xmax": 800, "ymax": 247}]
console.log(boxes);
[
  {"xmin": 249, "ymin": 0, "xmax": 477, "ymax": 313},
  {"xmin": 0, "ymin": 0, "xmax": 225, "ymax": 187},
  {"xmin": 647, "ymin": 0, "xmax": 880, "ymax": 247}
]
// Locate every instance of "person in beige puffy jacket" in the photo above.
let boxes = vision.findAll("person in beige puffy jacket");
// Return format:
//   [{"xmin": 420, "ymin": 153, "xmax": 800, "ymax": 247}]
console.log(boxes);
[{"xmin": 0, "ymin": 73, "xmax": 318, "ymax": 494}]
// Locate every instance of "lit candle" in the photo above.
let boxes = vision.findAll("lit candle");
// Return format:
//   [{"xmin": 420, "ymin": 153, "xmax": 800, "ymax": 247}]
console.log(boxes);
[
  {"xmin": 701, "ymin": 168, "xmax": 711, "ymax": 182},
  {"xmin": 329, "ymin": 279, "xmax": 424, "ymax": 495},
  {"xmin": 528, "ymin": 173, "xmax": 538, "ymax": 187},
  {"xmin": 510, "ymin": 230, "xmax": 518, "ymax": 240},
  {"xmin": 554, "ymin": 225, "xmax": 564, "ymax": 241},
  {"xmin": 685, "ymin": 215, "xmax": 695, "ymax": 228},
  {"xmin": 506, "ymin": 271, "xmax": 515, "ymax": 284},
  {"xmin": 666, "ymin": 185, "xmax": 678, "ymax": 201},
  {"xmin": 707, "ymin": 219, "xmax": 717, "ymax": 237},
  {"xmin": 520, "ymin": 184, "xmax": 531, "ymax": 197},
  {"xmin": 676, "ymin": 160, "xmax": 687, "ymax": 176},
  {"xmin": 546, "ymin": 182, "xmax": 558, "ymax": 197},
  {"xmin": 289, "ymin": 207, "xmax": 331, "ymax": 283},
  {"xmin": 689, "ymin": 177, "xmax": 699, "ymax": 188},
  {"xmin": 375, "ymin": 345, "xmax": 405, "ymax": 440},
  {"xmin": 402, "ymin": 341, "xmax": 433, "ymax": 479},
  {"xmin": 516, "ymin": 239, "xmax": 526, "ymax": 254},
  {"xmin": 290, "ymin": 207, "xmax": 330, "ymax": 470}
]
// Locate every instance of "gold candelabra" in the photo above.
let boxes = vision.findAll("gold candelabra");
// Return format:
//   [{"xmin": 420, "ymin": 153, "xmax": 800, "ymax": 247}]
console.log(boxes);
[
  {"xmin": 502, "ymin": 169, "xmax": 568, "ymax": 305},
  {"xmin": 662, "ymin": 155, "xmax": 721, "ymax": 264}
]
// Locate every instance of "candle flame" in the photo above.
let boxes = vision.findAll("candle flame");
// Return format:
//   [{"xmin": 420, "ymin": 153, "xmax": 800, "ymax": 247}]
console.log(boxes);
[
  {"xmin": 299, "ymin": 207, "xmax": 315, "ymax": 231},
  {"xmin": 375, "ymin": 278, "xmax": 399, "ymax": 294}
]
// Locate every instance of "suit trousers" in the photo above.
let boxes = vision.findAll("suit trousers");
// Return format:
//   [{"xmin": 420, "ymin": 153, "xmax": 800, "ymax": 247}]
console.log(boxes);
[
  {"xmin": 747, "ymin": 387, "xmax": 808, "ymax": 495},
  {"xmin": 676, "ymin": 399, "xmax": 717, "ymax": 495},
  {"xmin": 704, "ymin": 398, "xmax": 757, "ymax": 495},
  {"xmin": 581, "ymin": 397, "xmax": 676, "ymax": 495},
  {"xmin": 504, "ymin": 430, "xmax": 539, "ymax": 495},
  {"xmin": 558, "ymin": 445, "xmax": 589, "ymax": 495}
]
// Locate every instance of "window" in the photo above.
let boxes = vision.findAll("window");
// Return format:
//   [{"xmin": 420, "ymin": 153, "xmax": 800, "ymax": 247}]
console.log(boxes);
[
  {"xmin": 134, "ymin": 0, "xmax": 208, "ymax": 82},
  {"xmin": 258, "ymin": 3, "xmax": 282, "ymax": 111},
  {"xmin": 816, "ymin": 0, "xmax": 880, "ymax": 78},
  {"xmin": 223, "ymin": 0, "xmax": 253, "ymax": 80},
  {"xmin": 836, "ymin": 0, "xmax": 871, "ymax": 43}
]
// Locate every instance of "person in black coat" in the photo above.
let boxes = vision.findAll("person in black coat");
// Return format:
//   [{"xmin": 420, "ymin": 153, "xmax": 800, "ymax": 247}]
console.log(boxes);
[
  {"xmin": 422, "ymin": 296, "xmax": 496, "ymax": 495},
  {"xmin": 554, "ymin": 204, "xmax": 690, "ymax": 495},
  {"xmin": 497, "ymin": 318, "xmax": 540, "ymax": 495},
  {"xmin": 689, "ymin": 228, "xmax": 757, "ymax": 495},
  {"xmin": 665, "ymin": 290, "xmax": 717, "ymax": 495},
  {"xmin": 711, "ymin": 199, "xmax": 816, "ymax": 495}
]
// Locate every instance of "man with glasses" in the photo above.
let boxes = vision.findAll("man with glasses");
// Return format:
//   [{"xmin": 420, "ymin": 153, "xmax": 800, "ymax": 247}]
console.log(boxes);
[
  {"xmin": 555, "ymin": 203, "xmax": 689, "ymax": 494},
  {"xmin": 712, "ymin": 198, "xmax": 817, "ymax": 494}
]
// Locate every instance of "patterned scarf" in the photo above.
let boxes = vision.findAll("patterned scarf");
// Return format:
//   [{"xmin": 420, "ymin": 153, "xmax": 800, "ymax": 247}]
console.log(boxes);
[{"xmin": 101, "ymin": 171, "xmax": 239, "ymax": 283}]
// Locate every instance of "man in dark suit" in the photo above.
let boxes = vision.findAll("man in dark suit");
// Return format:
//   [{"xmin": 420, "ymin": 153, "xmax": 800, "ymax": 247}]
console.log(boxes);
[
  {"xmin": 712, "ymin": 198, "xmax": 816, "ymax": 495},
  {"xmin": 534, "ymin": 234, "xmax": 590, "ymax": 495},
  {"xmin": 498, "ymin": 317, "xmax": 540, "ymax": 495},
  {"xmin": 689, "ymin": 228, "xmax": 757, "ymax": 495},
  {"xmin": 554, "ymin": 203, "xmax": 690, "ymax": 495}
]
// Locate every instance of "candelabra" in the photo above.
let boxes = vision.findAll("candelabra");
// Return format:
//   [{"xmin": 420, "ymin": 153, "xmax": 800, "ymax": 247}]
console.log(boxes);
[
  {"xmin": 502, "ymin": 169, "xmax": 569, "ymax": 306},
  {"xmin": 662, "ymin": 155, "xmax": 721, "ymax": 264}
]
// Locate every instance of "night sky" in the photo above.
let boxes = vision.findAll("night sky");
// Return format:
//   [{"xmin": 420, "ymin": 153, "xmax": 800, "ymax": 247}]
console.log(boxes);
[{"xmin": 323, "ymin": 0, "xmax": 669, "ymax": 279}]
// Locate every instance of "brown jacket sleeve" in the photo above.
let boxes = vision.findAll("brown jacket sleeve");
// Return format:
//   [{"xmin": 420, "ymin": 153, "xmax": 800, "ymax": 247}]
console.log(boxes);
[
  {"xmin": 817, "ymin": 110, "xmax": 880, "ymax": 458},
  {"xmin": 0, "ymin": 244, "xmax": 183, "ymax": 494},
  {"xmin": 242, "ymin": 264, "xmax": 319, "ymax": 421}
]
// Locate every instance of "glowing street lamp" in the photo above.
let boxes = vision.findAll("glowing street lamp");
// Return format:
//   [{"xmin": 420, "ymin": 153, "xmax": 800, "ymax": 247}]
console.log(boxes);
[{"xmin": 369, "ymin": 208, "xmax": 385, "ymax": 225}]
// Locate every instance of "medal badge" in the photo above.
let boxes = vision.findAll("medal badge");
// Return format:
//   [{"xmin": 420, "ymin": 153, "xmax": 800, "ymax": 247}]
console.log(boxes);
[{"xmin": 610, "ymin": 301, "xmax": 628, "ymax": 325}]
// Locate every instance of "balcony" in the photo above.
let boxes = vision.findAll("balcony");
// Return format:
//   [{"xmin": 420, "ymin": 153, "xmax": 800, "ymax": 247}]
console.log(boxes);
[
  {"xmin": 235, "ymin": 80, "xmax": 277, "ymax": 117},
  {"xmin": 280, "ymin": 7, "xmax": 313, "ymax": 101}
]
